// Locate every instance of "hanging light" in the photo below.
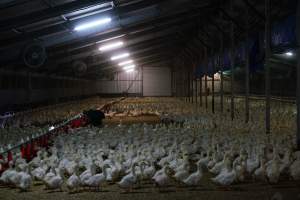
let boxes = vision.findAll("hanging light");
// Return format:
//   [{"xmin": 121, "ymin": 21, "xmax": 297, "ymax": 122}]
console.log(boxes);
[
  {"xmin": 285, "ymin": 51, "xmax": 293, "ymax": 57},
  {"xmin": 74, "ymin": 17, "xmax": 111, "ymax": 31},
  {"xmin": 111, "ymin": 52, "xmax": 130, "ymax": 61},
  {"xmin": 99, "ymin": 41, "xmax": 124, "ymax": 52},
  {"xmin": 125, "ymin": 68, "xmax": 135, "ymax": 73},
  {"xmin": 118, "ymin": 60, "xmax": 133, "ymax": 66},
  {"xmin": 123, "ymin": 64, "xmax": 135, "ymax": 70}
]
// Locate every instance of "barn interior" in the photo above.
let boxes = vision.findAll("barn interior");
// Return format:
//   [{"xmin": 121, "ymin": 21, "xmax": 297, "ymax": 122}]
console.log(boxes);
[{"xmin": 0, "ymin": 0, "xmax": 300, "ymax": 200}]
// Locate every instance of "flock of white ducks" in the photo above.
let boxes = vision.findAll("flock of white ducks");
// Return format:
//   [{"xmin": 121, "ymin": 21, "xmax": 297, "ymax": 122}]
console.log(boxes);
[
  {"xmin": 0, "ymin": 121, "xmax": 299, "ymax": 193},
  {"xmin": 0, "ymin": 97, "xmax": 299, "ymax": 194}
]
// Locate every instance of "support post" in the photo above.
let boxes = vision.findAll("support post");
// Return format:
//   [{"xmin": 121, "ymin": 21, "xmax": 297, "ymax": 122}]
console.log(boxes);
[
  {"xmin": 245, "ymin": 6, "xmax": 250, "ymax": 123},
  {"xmin": 200, "ymin": 74, "xmax": 203, "ymax": 107},
  {"xmin": 265, "ymin": 0, "xmax": 271, "ymax": 134},
  {"xmin": 296, "ymin": 1, "xmax": 300, "ymax": 149},
  {"xmin": 297, "ymin": 47, "xmax": 300, "ymax": 149},
  {"xmin": 230, "ymin": 0, "xmax": 235, "ymax": 120},
  {"xmin": 195, "ymin": 76, "xmax": 198, "ymax": 104},
  {"xmin": 205, "ymin": 48, "xmax": 208, "ymax": 110},
  {"xmin": 212, "ymin": 57, "xmax": 215, "ymax": 114},
  {"xmin": 191, "ymin": 70, "xmax": 194, "ymax": 103},
  {"xmin": 188, "ymin": 71, "xmax": 191, "ymax": 103},
  {"xmin": 220, "ymin": 34, "xmax": 224, "ymax": 113}
]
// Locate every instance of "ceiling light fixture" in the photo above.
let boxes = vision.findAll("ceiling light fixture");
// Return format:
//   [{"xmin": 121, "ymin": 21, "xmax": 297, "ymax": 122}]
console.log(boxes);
[
  {"xmin": 111, "ymin": 52, "xmax": 130, "ymax": 61},
  {"xmin": 123, "ymin": 64, "xmax": 135, "ymax": 70},
  {"xmin": 125, "ymin": 68, "xmax": 135, "ymax": 73},
  {"xmin": 118, "ymin": 60, "xmax": 133, "ymax": 66},
  {"xmin": 285, "ymin": 51, "xmax": 293, "ymax": 57},
  {"xmin": 74, "ymin": 17, "xmax": 111, "ymax": 31},
  {"xmin": 99, "ymin": 41, "xmax": 124, "ymax": 52}
]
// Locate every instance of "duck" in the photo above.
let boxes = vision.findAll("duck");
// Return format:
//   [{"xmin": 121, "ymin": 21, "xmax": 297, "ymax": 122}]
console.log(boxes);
[
  {"xmin": 266, "ymin": 152, "xmax": 280, "ymax": 184},
  {"xmin": 211, "ymin": 157, "xmax": 236, "ymax": 186},
  {"xmin": 209, "ymin": 152, "xmax": 229, "ymax": 175},
  {"xmin": 174, "ymin": 162, "xmax": 190, "ymax": 183},
  {"xmin": 118, "ymin": 162, "xmax": 139, "ymax": 192},
  {"xmin": 79, "ymin": 163, "xmax": 95, "ymax": 185},
  {"xmin": 234, "ymin": 157, "xmax": 247, "ymax": 183},
  {"xmin": 66, "ymin": 165, "xmax": 81, "ymax": 193},
  {"xmin": 253, "ymin": 155, "xmax": 267, "ymax": 182},
  {"xmin": 152, "ymin": 165, "xmax": 172, "ymax": 188},
  {"xmin": 0, "ymin": 161, "xmax": 16, "ymax": 185},
  {"xmin": 198, "ymin": 151, "xmax": 210, "ymax": 168},
  {"xmin": 183, "ymin": 159, "xmax": 203, "ymax": 186},
  {"xmin": 43, "ymin": 167, "xmax": 56, "ymax": 184},
  {"xmin": 31, "ymin": 160, "xmax": 48, "ymax": 181},
  {"xmin": 279, "ymin": 148, "xmax": 292, "ymax": 174},
  {"xmin": 246, "ymin": 152, "xmax": 260, "ymax": 174},
  {"xmin": 16, "ymin": 163, "xmax": 32, "ymax": 191},
  {"xmin": 85, "ymin": 164, "xmax": 109, "ymax": 191},
  {"xmin": 9, "ymin": 164, "xmax": 22, "ymax": 187},
  {"xmin": 44, "ymin": 167, "xmax": 64, "ymax": 191},
  {"xmin": 140, "ymin": 161, "xmax": 156, "ymax": 180},
  {"xmin": 289, "ymin": 151, "xmax": 300, "ymax": 180}
]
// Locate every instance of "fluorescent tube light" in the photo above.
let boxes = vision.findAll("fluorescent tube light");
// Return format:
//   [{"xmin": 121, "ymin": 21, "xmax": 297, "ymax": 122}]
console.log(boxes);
[
  {"xmin": 111, "ymin": 53, "xmax": 130, "ymax": 61},
  {"xmin": 123, "ymin": 64, "xmax": 135, "ymax": 70},
  {"xmin": 118, "ymin": 60, "xmax": 133, "ymax": 66},
  {"xmin": 99, "ymin": 41, "xmax": 124, "ymax": 52},
  {"xmin": 74, "ymin": 17, "xmax": 111, "ymax": 31}
]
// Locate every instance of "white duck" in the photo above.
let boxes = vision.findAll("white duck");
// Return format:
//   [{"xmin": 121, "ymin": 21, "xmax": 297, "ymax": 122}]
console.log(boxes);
[
  {"xmin": 16, "ymin": 163, "xmax": 32, "ymax": 191},
  {"xmin": 211, "ymin": 157, "xmax": 236, "ymax": 186},
  {"xmin": 152, "ymin": 165, "xmax": 172, "ymax": 187},
  {"xmin": 174, "ymin": 162, "xmax": 190, "ymax": 183},
  {"xmin": 198, "ymin": 151, "xmax": 210, "ymax": 168},
  {"xmin": 246, "ymin": 152, "xmax": 260, "ymax": 174},
  {"xmin": 140, "ymin": 161, "xmax": 156, "ymax": 180},
  {"xmin": 279, "ymin": 148, "xmax": 292, "ymax": 174},
  {"xmin": 209, "ymin": 152, "xmax": 230, "ymax": 175},
  {"xmin": 253, "ymin": 156, "xmax": 267, "ymax": 182},
  {"xmin": 266, "ymin": 152, "xmax": 280, "ymax": 184},
  {"xmin": 67, "ymin": 165, "xmax": 81, "ymax": 193},
  {"xmin": 85, "ymin": 164, "xmax": 109, "ymax": 191},
  {"xmin": 118, "ymin": 162, "xmax": 139, "ymax": 192},
  {"xmin": 79, "ymin": 163, "xmax": 95, "ymax": 185},
  {"xmin": 183, "ymin": 160, "xmax": 203, "ymax": 186},
  {"xmin": 0, "ymin": 161, "xmax": 16, "ymax": 185},
  {"xmin": 289, "ymin": 151, "xmax": 300, "ymax": 180},
  {"xmin": 31, "ymin": 160, "xmax": 48, "ymax": 181},
  {"xmin": 44, "ymin": 167, "xmax": 64, "ymax": 191}
]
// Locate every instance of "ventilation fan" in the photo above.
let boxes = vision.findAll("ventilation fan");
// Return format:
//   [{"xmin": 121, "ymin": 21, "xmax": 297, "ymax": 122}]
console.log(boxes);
[
  {"xmin": 22, "ymin": 42, "xmax": 47, "ymax": 68},
  {"xmin": 72, "ymin": 60, "xmax": 88, "ymax": 76}
]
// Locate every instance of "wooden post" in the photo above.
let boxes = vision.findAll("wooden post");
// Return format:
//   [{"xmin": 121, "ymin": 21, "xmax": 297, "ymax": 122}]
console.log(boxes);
[{"xmin": 265, "ymin": 0, "xmax": 271, "ymax": 134}]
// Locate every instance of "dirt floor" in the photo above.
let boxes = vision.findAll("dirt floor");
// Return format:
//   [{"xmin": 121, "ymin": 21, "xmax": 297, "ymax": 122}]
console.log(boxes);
[{"xmin": 0, "ymin": 180, "xmax": 300, "ymax": 200}]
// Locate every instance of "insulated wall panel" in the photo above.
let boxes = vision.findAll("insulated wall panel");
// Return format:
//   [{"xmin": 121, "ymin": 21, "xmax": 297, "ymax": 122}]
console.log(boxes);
[{"xmin": 143, "ymin": 67, "xmax": 171, "ymax": 96}]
